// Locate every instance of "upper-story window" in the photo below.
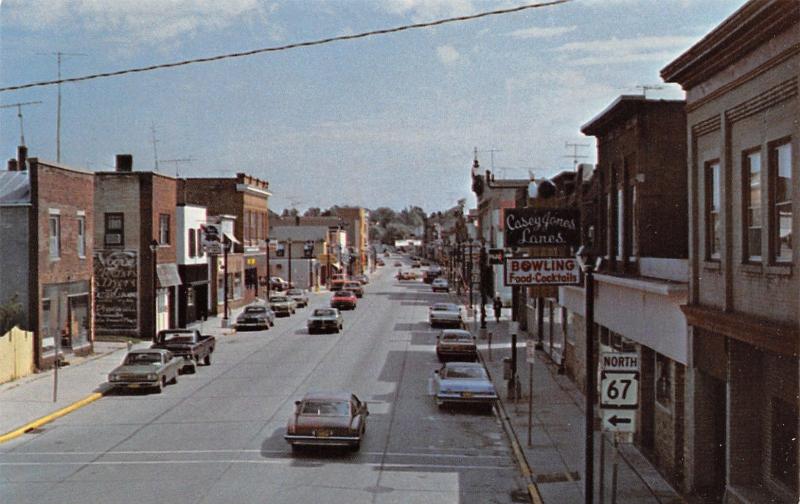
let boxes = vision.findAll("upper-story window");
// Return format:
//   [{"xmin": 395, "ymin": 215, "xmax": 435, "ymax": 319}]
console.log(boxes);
[
  {"xmin": 705, "ymin": 161, "xmax": 721, "ymax": 260},
  {"xmin": 743, "ymin": 150, "xmax": 762, "ymax": 262},
  {"xmin": 77, "ymin": 215, "xmax": 86, "ymax": 258},
  {"xmin": 159, "ymin": 214, "xmax": 170, "ymax": 245},
  {"xmin": 630, "ymin": 185, "xmax": 638, "ymax": 257},
  {"xmin": 770, "ymin": 140, "xmax": 792, "ymax": 263},
  {"xmin": 104, "ymin": 213, "xmax": 124, "ymax": 247},
  {"xmin": 196, "ymin": 229, "xmax": 204, "ymax": 258},
  {"xmin": 617, "ymin": 187, "xmax": 624, "ymax": 259},
  {"xmin": 49, "ymin": 214, "xmax": 61, "ymax": 259},
  {"xmin": 188, "ymin": 229, "xmax": 196, "ymax": 258}
]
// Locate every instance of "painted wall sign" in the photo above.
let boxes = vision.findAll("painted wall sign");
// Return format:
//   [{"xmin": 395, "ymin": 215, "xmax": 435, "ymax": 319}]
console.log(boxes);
[
  {"xmin": 503, "ymin": 208, "xmax": 580, "ymax": 248},
  {"xmin": 503, "ymin": 257, "xmax": 581, "ymax": 286},
  {"xmin": 94, "ymin": 250, "xmax": 138, "ymax": 331}
]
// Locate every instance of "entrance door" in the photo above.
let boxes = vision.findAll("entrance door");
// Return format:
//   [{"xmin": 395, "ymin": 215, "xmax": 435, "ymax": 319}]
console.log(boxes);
[
  {"xmin": 695, "ymin": 373, "xmax": 726, "ymax": 502},
  {"xmin": 67, "ymin": 294, "xmax": 89, "ymax": 349}
]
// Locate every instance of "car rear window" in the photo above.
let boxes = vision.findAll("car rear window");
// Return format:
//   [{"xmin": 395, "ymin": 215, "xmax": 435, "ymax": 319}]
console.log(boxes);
[
  {"xmin": 314, "ymin": 309, "xmax": 336, "ymax": 316},
  {"xmin": 442, "ymin": 333, "xmax": 471, "ymax": 341},
  {"xmin": 335, "ymin": 291, "xmax": 353, "ymax": 297},
  {"xmin": 300, "ymin": 400, "xmax": 350, "ymax": 416},
  {"xmin": 244, "ymin": 306, "xmax": 266, "ymax": 313},
  {"xmin": 125, "ymin": 353, "xmax": 162, "ymax": 365},
  {"xmin": 444, "ymin": 365, "xmax": 486, "ymax": 379},
  {"xmin": 271, "ymin": 297, "xmax": 289, "ymax": 302}
]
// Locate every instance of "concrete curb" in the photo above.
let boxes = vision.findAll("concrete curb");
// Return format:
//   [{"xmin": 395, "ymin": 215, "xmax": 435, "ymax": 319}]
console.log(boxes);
[{"xmin": 0, "ymin": 391, "xmax": 104, "ymax": 444}]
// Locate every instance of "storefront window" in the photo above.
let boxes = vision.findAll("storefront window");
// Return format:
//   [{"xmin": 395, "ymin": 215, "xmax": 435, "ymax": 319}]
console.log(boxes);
[
  {"xmin": 655, "ymin": 353, "xmax": 671, "ymax": 408},
  {"xmin": 771, "ymin": 398, "xmax": 798, "ymax": 492}
]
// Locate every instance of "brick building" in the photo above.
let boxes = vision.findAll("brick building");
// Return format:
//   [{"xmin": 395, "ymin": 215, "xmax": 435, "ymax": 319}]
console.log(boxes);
[
  {"xmin": 94, "ymin": 155, "xmax": 180, "ymax": 339},
  {"xmin": 662, "ymin": 1, "xmax": 799, "ymax": 501},
  {"xmin": 181, "ymin": 174, "xmax": 270, "ymax": 312},
  {"xmin": 0, "ymin": 147, "xmax": 95, "ymax": 368}
]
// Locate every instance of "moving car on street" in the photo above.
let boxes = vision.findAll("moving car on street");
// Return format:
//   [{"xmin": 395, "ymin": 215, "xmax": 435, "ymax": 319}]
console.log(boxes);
[
  {"xmin": 270, "ymin": 276, "xmax": 290, "ymax": 291},
  {"xmin": 436, "ymin": 329, "xmax": 477, "ymax": 362},
  {"xmin": 431, "ymin": 278, "xmax": 450, "ymax": 292},
  {"xmin": 285, "ymin": 391, "xmax": 369, "ymax": 451},
  {"xmin": 331, "ymin": 290, "xmax": 357, "ymax": 310},
  {"xmin": 307, "ymin": 308, "xmax": 343, "ymax": 334},
  {"xmin": 270, "ymin": 295, "xmax": 297, "ymax": 317},
  {"xmin": 344, "ymin": 281, "xmax": 364, "ymax": 298},
  {"xmin": 432, "ymin": 362, "xmax": 497, "ymax": 411},
  {"xmin": 108, "ymin": 349, "xmax": 182, "ymax": 393},
  {"xmin": 355, "ymin": 274, "xmax": 369, "ymax": 284},
  {"xmin": 152, "ymin": 328, "xmax": 215, "ymax": 373},
  {"xmin": 428, "ymin": 303, "xmax": 463, "ymax": 328},
  {"xmin": 286, "ymin": 288, "xmax": 309, "ymax": 308},
  {"xmin": 235, "ymin": 305, "xmax": 275, "ymax": 331}
]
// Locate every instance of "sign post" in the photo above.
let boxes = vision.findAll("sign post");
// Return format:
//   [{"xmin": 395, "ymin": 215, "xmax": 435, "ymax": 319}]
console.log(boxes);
[{"xmin": 526, "ymin": 337, "xmax": 536, "ymax": 447}]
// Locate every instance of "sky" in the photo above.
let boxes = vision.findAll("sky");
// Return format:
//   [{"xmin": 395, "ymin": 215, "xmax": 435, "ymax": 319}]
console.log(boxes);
[{"xmin": 0, "ymin": 0, "xmax": 746, "ymax": 213}]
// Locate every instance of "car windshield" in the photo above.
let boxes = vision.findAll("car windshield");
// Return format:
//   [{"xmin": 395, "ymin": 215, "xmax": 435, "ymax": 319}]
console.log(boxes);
[
  {"xmin": 271, "ymin": 297, "xmax": 289, "ymax": 303},
  {"xmin": 313, "ymin": 309, "xmax": 336, "ymax": 316},
  {"xmin": 244, "ymin": 306, "xmax": 266, "ymax": 314},
  {"xmin": 160, "ymin": 332, "xmax": 194, "ymax": 343},
  {"xmin": 300, "ymin": 400, "xmax": 350, "ymax": 416},
  {"xmin": 124, "ymin": 353, "xmax": 162, "ymax": 365},
  {"xmin": 442, "ymin": 332, "xmax": 471, "ymax": 341},
  {"xmin": 443, "ymin": 365, "xmax": 486, "ymax": 379},
  {"xmin": 335, "ymin": 291, "xmax": 353, "ymax": 297},
  {"xmin": 287, "ymin": 289, "xmax": 302, "ymax": 295}
]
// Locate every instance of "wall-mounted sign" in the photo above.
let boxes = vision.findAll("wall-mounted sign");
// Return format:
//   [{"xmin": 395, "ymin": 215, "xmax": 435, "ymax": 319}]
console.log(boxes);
[
  {"xmin": 503, "ymin": 208, "xmax": 580, "ymax": 248},
  {"xmin": 503, "ymin": 257, "xmax": 581, "ymax": 286},
  {"xmin": 200, "ymin": 223, "xmax": 223, "ymax": 255},
  {"xmin": 94, "ymin": 250, "xmax": 138, "ymax": 331}
]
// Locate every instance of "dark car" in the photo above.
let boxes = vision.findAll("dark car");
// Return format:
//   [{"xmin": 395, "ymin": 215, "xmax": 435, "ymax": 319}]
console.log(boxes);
[
  {"xmin": 331, "ymin": 290, "xmax": 357, "ymax": 310},
  {"xmin": 436, "ymin": 329, "xmax": 477, "ymax": 362},
  {"xmin": 108, "ymin": 349, "xmax": 182, "ymax": 393},
  {"xmin": 235, "ymin": 305, "xmax": 275, "ymax": 331},
  {"xmin": 285, "ymin": 391, "xmax": 369, "ymax": 451},
  {"xmin": 152, "ymin": 329, "xmax": 215, "ymax": 373}
]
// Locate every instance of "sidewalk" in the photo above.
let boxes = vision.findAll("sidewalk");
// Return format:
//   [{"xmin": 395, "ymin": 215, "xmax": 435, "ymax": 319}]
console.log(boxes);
[{"xmin": 470, "ymin": 310, "xmax": 684, "ymax": 504}]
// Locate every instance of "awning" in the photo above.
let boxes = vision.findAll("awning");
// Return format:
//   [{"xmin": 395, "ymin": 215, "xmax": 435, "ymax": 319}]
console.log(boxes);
[
  {"xmin": 157, "ymin": 263, "xmax": 182, "ymax": 288},
  {"xmin": 224, "ymin": 232, "xmax": 240, "ymax": 244}
]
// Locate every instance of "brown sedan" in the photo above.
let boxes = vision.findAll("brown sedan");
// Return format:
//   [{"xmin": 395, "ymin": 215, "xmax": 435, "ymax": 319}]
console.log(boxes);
[{"xmin": 285, "ymin": 391, "xmax": 369, "ymax": 451}]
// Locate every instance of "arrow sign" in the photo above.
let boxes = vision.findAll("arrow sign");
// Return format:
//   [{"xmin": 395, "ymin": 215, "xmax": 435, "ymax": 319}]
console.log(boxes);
[
  {"xmin": 607, "ymin": 414, "xmax": 631, "ymax": 427},
  {"xmin": 601, "ymin": 409, "xmax": 636, "ymax": 433}
]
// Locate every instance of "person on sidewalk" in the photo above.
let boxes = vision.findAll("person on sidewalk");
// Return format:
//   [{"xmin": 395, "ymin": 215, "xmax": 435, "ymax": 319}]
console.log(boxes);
[{"xmin": 493, "ymin": 295, "xmax": 502, "ymax": 322}]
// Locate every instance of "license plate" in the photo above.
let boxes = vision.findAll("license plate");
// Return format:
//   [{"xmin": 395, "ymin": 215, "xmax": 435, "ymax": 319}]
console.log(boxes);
[
  {"xmin": 129, "ymin": 384, "xmax": 141, "ymax": 388},
  {"xmin": 462, "ymin": 392, "xmax": 473, "ymax": 398},
  {"xmin": 317, "ymin": 430, "xmax": 330, "ymax": 438}
]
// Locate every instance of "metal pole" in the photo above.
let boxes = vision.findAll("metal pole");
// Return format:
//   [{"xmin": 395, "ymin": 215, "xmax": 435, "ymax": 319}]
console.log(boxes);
[
  {"xmin": 599, "ymin": 432, "xmax": 606, "ymax": 504},
  {"xmin": 479, "ymin": 243, "xmax": 487, "ymax": 330},
  {"xmin": 266, "ymin": 238, "xmax": 271, "ymax": 301},
  {"xmin": 468, "ymin": 241, "xmax": 473, "ymax": 315},
  {"xmin": 527, "ymin": 361, "xmax": 533, "ymax": 447},
  {"xmin": 611, "ymin": 433, "xmax": 619, "ymax": 504},
  {"xmin": 153, "ymin": 244, "xmax": 158, "ymax": 337},
  {"xmin": 536, "ymin": 297, "xmax": 545, "ymax": 350},
  {"xmin": 288, "ymin": 240, "xmax": 293, "ymax": 287},
  {"xmin": 223, "ymin": 238, "xmax": 229, "ymax": 322},
  {"xmin": 53, "ymin": 326, "xmax": 59, "ymax": 402},
  {"xmin": 326, "ymin": 242, "xmax": 331, "ymax": 289},
  {"xmin": 584, "ymin": 264, "xmax": 596, "ymax": 504},
  {"xmin": 308, "ymin": 256, "xmax": 312, "ymax": 289}
]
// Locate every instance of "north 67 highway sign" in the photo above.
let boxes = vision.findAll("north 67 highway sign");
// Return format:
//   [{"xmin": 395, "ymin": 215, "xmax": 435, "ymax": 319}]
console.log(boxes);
[{"xmin": 600, "ymin": 371, "xmax": 639, "ymax": 409}]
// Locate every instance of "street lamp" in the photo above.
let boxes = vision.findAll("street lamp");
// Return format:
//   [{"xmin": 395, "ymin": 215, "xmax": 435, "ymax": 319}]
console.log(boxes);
[
  {"xmin": 576, "ymin": 244, "xmax": 597, "ymax": 504},
  {"xmin": 467, "ymin": 237, "xmax": 474, "ymax": 319},
  {"xmin": 265, "ymin": 237, "xmax": 271, "ymax": 302},
  {"xmin": 149, "ymin": 239, "xmax": 160, "ymax": 338},
  {"xmin": 479, "ymin": 238, "xmax": 487, "ymax": 330}
]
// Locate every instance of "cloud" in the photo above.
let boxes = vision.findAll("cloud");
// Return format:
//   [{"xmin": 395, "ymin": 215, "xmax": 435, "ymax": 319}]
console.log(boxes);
[
  {"xmin": 2, "ymin": 0, "xmax": 265, "ymax": 45},
  {"xmin": 381, "ymin": 0, "xmax": 476, "ymax": 21},
  {"xmin": 507, "ymin": 25, "xmax": 576, "ymax": 39},
  {"xmin": 436, "ymin": 44, "xmax": 461, "ymax": 65},
  {"xmin": 554, "ymin": 35, "xmax": 698, "ymax": 66}
]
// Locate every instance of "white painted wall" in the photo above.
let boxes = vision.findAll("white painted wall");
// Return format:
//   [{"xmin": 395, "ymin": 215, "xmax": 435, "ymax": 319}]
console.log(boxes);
[{"xmin": 176, "ymin": 205, "xmax": 207, "ymax": 266}]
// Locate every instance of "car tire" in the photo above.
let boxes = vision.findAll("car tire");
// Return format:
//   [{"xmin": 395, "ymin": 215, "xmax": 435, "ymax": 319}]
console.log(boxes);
[
  {"xmin": 203, "ymin": 354, "xmax": 211, "ymax": 366},
  {"xmin": 290, "ymin": 444, "xmax": 302, "ymax": 454},
  {"xmin": 169, "ymin": 374, "xmax": 178, "ymax": 385},
  {"xmin": 350, "ymin": 440, "xmax": 361, "ymax": 452},
  {"xmin": 156, "ymin": 377, "xmax": 165, "ymax": 393}
]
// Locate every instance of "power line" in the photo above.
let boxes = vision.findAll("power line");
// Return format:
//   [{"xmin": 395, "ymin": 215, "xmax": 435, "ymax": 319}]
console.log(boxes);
[{"xmin": 0, "ymin": 0, "xmax": 570, "ymax": 94}]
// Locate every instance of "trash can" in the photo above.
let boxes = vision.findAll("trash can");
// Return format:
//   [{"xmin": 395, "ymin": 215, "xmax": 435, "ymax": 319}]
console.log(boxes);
[{"xmin": 503, "ymin": 358, "xmax": 513, "ymax": 380}]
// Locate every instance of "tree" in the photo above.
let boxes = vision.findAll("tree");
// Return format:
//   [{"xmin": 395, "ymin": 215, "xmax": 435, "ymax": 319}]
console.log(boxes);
[
  {"xmin": 0, "ymin": 295, "xmax": 25, "ymax": 334},
  {"xmin": 281, "ymin": 208, "xmax": 299, "ymax": 217},
  {"xmin": 304, "ymin": 207, "xmax": 321, "ymax": 217}
]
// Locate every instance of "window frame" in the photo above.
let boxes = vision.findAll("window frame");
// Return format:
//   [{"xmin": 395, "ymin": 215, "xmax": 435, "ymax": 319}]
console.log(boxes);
[
  {"xmin": 104, "ymin": 212, "xmax": 124, "ymax": 248},
  {"xmin": 188, "ymin": 229, "xmax": 196, "ymax": 258},
  {"xmin": 77, "ymin": 215, "xmax": 86, "ymax": 258},
  {"xmin": 158, "ymin": 213, "xmax": 170, "ymax": 245},
  {"xmin": 742, "ymin": 148, "xmax": 762, "ymax": 263},
  {"xmin": 705, "ymin": 160, "xmax": 722, "ymax": 261},
  {"xmin": 48, "ymin": 215, "xmax": 61, "ymax": 259},
  {"xmin": 768, "ymin": 138, "xmax": 792, "ymax": 264}
]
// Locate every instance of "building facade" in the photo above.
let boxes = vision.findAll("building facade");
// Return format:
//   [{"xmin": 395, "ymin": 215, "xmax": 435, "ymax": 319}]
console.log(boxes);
[
  {"xmin": 176, "ymin": 204, "xmax": 210, "ymax": 327},
  {"xmin": 662, "ymin": 2, "xmax": 799, "ymax": 501}
]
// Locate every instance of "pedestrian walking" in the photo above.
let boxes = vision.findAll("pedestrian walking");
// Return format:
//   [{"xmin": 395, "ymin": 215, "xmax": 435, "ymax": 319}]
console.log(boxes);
[{"xmin": 493, "ymin": 295, "xmax": 502, "ymax": 322}]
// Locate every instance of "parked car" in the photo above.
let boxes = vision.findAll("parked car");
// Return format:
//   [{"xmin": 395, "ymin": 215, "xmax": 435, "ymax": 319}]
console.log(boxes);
[
  {"xmin": 152, "ymin": 328, "xmax": 215, "ymax": 373},
  {"xmin": 429, "ymin": 303, "xmax": 463, "ymax": 328},
  {"xmin": 235, "ymin": 304, "xmax": 275, "ymax": 331},
  {"xmin": 108, "ymin": 349, "xmax": 181, "ymax": 393},
  {"xmin": 397, "ymin": 270, "xmax": 417, "ymax": 280},
  {"xmin": 270, "ymin": 295, "xmax": 297, "ymax": 317},
  {"xmin": 285, "ymin": 391, "xmax": 369, "ymax": 451},
  {"xmin": 307, "ymin": 308, "xmax": 343, "ymax": 334},
  {"xmin": 344, "ymin": 281, "xmax": 364, "ymax": 298},
  {"xmin": 394, "ymin": 261, "xmax": 402, "ymax": 267},
  {"xmin": 423, "ymin": 269, "xmax": 441, "ymax": 284},
  {"xmin": 436, "ymin": 329, "xmax": 477, "ymax": 362},
  {"xmin": 286, "ymin": 288, "xmax": 309, "ymax": 307},
  {"xmin": 270, "ymin": 276, "xmax": 290, "ymax": 291},
  {"xmin": 355, "ymin": 274, "xmax": 369, "ymax": 285},
  {"xmin": 331, "ymin": 290, "xmax": 357, "ymax": 310},
  {"xmin": 431, "ymin": 278, "xmax": 450, "ymax": 292},
  {"xmin": 411, "ymin": 260, "xmax": 421, "ymax": 268},
  {"xmin": 377, "ymin": 259, "xmax": 385, "ymax": 266},
  {"xmin": 432, "ymin": 362, "xmax": 497, "ymax": 411}
]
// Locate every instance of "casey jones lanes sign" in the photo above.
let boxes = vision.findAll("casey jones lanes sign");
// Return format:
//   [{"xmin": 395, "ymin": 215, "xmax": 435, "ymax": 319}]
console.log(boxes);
[
  {"xmin": 504, "ymin": 257, "xmax": 581, "ymax": 286},
  {"xmin": 504, "ymin": 208, "xmax": 580, "ymax": 248}
]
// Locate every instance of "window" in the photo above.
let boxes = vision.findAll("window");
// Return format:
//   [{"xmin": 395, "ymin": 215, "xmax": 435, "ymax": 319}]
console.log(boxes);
[
  {"xmin": 617, "ymin": 187, "xmax": 624, "ymax": 259},
  {"xmin": 104, "ymin": 213, "xmax": 124, "ymax": 247},
  {"xmin": 196, "ymin": 230, "xmax": 204, "ymax": 258},
  {"xmin": 743, "ymin": 150, "xmax": 762, "ymax": 262},
  {"xmin": 631, "ymin": 185, "xmax": 638, "ymax": 257},
  {"xmin": 607, "ymin": 192, "xmax": 613, "ymax": 258},
  {"xmin": 770, "ymin": 398, "xmax": 798, "ymax": 492},
  {"xmin": 188, "ymin": 229, "xmax": 196, "ymax": 258},
  {"xmin": 159, "ymin": 214, "xmax": 170, "ymax": 245},
  {"xmin": 187, "ymin": 287, "xmax": 195, "ymax": 307},
  {"xmin": 706, "ymin": 161, "xmax": 721, "ymax": 259},
  {"xmin": 244, "ymin": 210, "xmax": 250, "ymax": 241},
  {"xmin": 770, "ymin": 141, "xmax": 792, "ymax": 263},
  {"xmin": 77, "ymin": 216, "xmax": 86, "ymax": 257},
  {"xmin": 49, "ymin": 215, "xmax": 60, "ymax": 258}
]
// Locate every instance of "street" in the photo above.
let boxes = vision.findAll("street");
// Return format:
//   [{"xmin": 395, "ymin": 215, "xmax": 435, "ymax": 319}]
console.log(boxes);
[{"xmin": 0, "ymin": 263, "xmax": 524, "ymax": 504}]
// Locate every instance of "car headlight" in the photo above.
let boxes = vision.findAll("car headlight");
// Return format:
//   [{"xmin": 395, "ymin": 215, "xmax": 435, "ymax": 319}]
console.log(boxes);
[
  {"xmin": 146, "ymin": 373, "xmax": 158, "ymax": 381},
  {"xmin": 109, "ymin": 374, "xmax": 119, "ymax": 381}
]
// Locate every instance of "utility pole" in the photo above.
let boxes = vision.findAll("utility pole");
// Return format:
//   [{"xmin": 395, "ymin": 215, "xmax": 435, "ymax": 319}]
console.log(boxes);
[
  {"xmin": 151, "ymin": 123, "xmax": 160, "ymax": 171},
  {"xmin": 564, "ymin": 141, "xmax": 590, "ymax": 169},
  {"xmin": 37, "ymin": 51, "xmax": 87, "ymax": 163},
  {"xmin": 160, "ymin": 157, "xmax": 195, "ymax": 177},
  {"xmin": 0, "ymin": 101, "xmax": 42, "ymax": 146}
]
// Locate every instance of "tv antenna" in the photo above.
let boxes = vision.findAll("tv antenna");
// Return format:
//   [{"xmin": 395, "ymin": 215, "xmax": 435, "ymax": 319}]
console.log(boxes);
[
  {"xmin": 564, "ymin": 141, "xmax": 589, "ymax": 169},
  {"xmin": 37, "ymin": 51, "xmax": 87, "ymax": 162},
  {"xmin": 635, "ymin": 84, "xmax": 664, "ymax": 98},
  {"xmin": 160, "ymin": 157, "xmax": 195, "ymax": 177},
  {"xmin": 0, "ymin": 100, "xmax": 42, "ymax": 146},
  {"xmin": 150, "ymin": 123, "xmax": 160, "ymax": 171},
  {"xmin": 477, "ymin": 147, "xmax": 502, "ymax": 171}
]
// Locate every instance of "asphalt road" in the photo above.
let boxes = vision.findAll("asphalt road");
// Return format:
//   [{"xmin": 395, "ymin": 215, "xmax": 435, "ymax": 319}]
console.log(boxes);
[{"xmin": 0, "ymin": 259, "xmax": 525, "ymax": 504}]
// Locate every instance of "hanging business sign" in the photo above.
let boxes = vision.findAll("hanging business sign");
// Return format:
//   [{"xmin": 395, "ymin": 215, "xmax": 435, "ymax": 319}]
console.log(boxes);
[
  {"xmin": 200, "ymin": 223, "xmax": 224, "ymax": 255},
  {"xmin": 503, "ymin": 257, "xmax": 581, "ymax": 286},
  {"xmin": 503, "ymin": 208, "xmax": 580, "ymax": 248}
]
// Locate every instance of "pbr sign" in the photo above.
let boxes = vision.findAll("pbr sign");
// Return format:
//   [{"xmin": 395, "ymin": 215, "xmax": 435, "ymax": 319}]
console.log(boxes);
[{"xmin": 504, "ymin": 257, "xmax": 581, "ymax": 286}]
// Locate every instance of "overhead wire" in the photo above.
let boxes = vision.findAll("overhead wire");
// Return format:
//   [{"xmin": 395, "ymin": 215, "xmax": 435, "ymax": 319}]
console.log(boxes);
[{"xmin": 0, "ymin": 0, "xmax": 571, "ymax": 93}]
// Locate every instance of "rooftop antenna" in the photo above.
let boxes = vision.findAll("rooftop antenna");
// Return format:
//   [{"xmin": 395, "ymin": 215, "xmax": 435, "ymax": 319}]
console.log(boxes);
[
  {"xmin": 478, "ymin": 147, "xmax": 502, "ymax": 172},
  {"xmin": 635, "ymin": 84, "xmax": 664, "ymax": 98},
  {"xmin": 564, "ymin": 141, "xmax": 589, "ymax": 170},
  {"xmin": 0, "ymin": 100, "xmax": 42, "ymax": 146},
  {"xmin": 150, "ymin": 123, "xmax": 160, "ymax": 171},
  {"xmin": 160, "ymin": 157, "xmax": 195, "ymax": 177},
  {"xmin": 37, "ymin": 51, "xmax": 87, "ymax": 163}
]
